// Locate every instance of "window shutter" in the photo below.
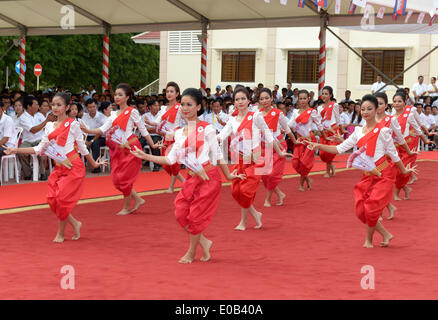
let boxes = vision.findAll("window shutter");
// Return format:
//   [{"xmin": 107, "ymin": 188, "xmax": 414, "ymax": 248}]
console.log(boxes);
[
  {"xmin": 168, "ymin": 31, "xmax": 202, "ymax": 54},
  {"xmin": 288, "ymin": 51, "xmax": 319, "ymax": 84},
  {"xmin": 361, "ymin": 50, "xmax": 405, "ymax": 85}
]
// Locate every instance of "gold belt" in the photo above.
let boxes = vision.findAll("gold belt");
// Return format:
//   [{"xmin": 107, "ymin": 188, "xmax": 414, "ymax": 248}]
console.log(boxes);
[
  {"xmin": 187, "ymin": 163, "xmax": 215, "ymax": 177},
  {"xmin": 118, "ymin": 136, "xmax": 138, "ymax": 149},
  {"xmin": 364, "ymin": 159, "xmax": 389, "ymax": 176},
  {"xmin": 55, "ymin": 152, "xmax": 80, "ymax": 167}
]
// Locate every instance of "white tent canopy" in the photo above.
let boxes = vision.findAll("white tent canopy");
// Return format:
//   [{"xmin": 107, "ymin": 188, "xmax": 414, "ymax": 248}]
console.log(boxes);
[{"xmin": 0, "ymin": 0, "xmax": 436, "ymax": 36}]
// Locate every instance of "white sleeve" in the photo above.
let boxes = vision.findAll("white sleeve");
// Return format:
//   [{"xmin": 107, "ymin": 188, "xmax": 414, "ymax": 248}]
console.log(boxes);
[
  {"xmin": 311, "ymin": 110, "xmax": 323, "ymax": 131},
  {"xmin": 279, "ymin": 112, "xmax": 291, "ymax": 134},
  {"xmin": 287, "ymin": 112, "xmax": 296, "ymax": 129},
  {"xmin": 33, "ymin": 124, "xmax": 51, "ymax": 155},
  {"xmin": 217, "ymin": 118, "xmax": 233, "ymax": 142},
  {"xmin": 255, "ymin": 112, "xmax": 273, "ymax": 143},
  {"xmin": 381, "ymin": 128, "xmax": 400, "ymax": 163},
  {"xmin": 390, "ymin": 117, "xmax": 405, "ymax": 145},
  {"xmin": 336, "ymin": 128, "xmax": 358, "ymax": 154},
  {"xmin": 205, "ymin": 125, "xmax": 223, "ymax": 163},
  {"xmin": 408, "ymin": 113, "xmax": 423, "ymax": 136},
  {"xmin": 132, "ymin": 109, "xmax": 150, "ymax": 137},
  {"xmin": 412, "ymin": 109, "xmax": 425, "ymax": 127},
  {"xmin": 19, "ymin": 115, "xmax": 33, "ymax": 132},
  {"xmin": 99, "ymin": 115, "xmax": 113, "ymax": 133},
  {"xmin": 333, "ymin": 103, "xmax": 341, "ymax": 125},
  {"xmin": 71, "ymin": 121, "xmax": 90, "ymax": 156},
  {"xmin": 3, "ymin": 117, "xmax": 15, "ymax": 139},
  {"xmin": 165, "ymin": 130, "xmax": 182, "ymax": 165}
]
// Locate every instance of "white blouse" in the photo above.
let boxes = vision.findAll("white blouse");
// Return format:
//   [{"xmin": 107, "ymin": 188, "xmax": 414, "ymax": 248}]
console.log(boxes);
[
  {"xmin": 157, "ymin": 104, "xmax": 186, "ymax": 131},
  {"xmin": 336, "ymin": 126, "xmax": 400, "ymax": 163},
  {"xmin": 167, "ymin": 124, "xmax": 223, "ymax": 166},
  {"xmin": 33, "ymin": 120, "xmax": 89, "ymax": 157},
  {"xmin": 288, "ymin": 108, "xmax": 323, "ymax": 137},
  {"xmin": 99, "ymin": 108, "xmax": 149, "ymax": 138},
  {"xmin": 393, "ymin": 112, "xmax": 423, "ymax": 138},
  {"xmin": 388, "ymin": 116, "xmax": 406, "ymax": 145},
  {"xmin": 320, "ymin": 102, "xmax": 341, "ymax": 129},
  {"xmin": 262, "ymin": 110, "xmax": 291, "ymax": 138},
  {"xmin": 218, "ymin": 111, "xmax": 274, "ymax": 147}
]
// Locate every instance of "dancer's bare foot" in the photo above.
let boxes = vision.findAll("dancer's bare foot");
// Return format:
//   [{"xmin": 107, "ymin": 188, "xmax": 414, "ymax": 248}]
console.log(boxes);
[
  {"xmin": 234, "ymin": 222, "xmax": 247, "ymax": 231},
  {"xmin": 387, "ymin": 203, "xmax": 397, "ymax": 220},
  {"xmin": 72, "ymin": 221, "xmax": 82, "ymax": 240},
  {"xmin": 131, "ymin": 198, "xmax": 145, "ymax": 213},
  {"xmin": 53, "ymin": 233, "xmax": 64, "ymax": 243},
  {"xmin": 178, "ymin": 250, "xmax": 195, "ymax": 264},
  {"xmin": 165, "ymin": 187, "xmax": 174, "ymax": 194},
  {"xmin": 331, "ymin": 164, "xmax": 336, "ymax": 177},
  {"xmin": 306, "ymin": 178, "xmax": 312, "ymax": 190},
  {"xmin": 379, "ymin": 216, "xmax": 383, "ymax": 221},
  {"xmin": 394, "ymin": 189, "xmax": 402, "ymax": 201},
  {"xmin": 298, "ymin": 185, "xmax": 305, "ymax": 191},
  {"xmin": 200, "ymin": 239, "xmax": 213, "ymax": 262},
  {"xmin": 404, "ymin": 187, "xmax": 412, "ymax": 200},
  {"xmin": 116, "ymin": 208, "xmax": 131, "ymax": 215},
  {"xmin": 324, "ymin": 173, "xmax": 330, "ymax": 178},
  {"xmin": 276, "ymin": 191, "xmax": 286, "ymax": 206},
  {"xmin": 407, "ymin": 174, "xmax": 418, "ymax": 185},
  {"xmin": 253, "ymin": 211, "xmax": 263, "ymax": 229},
  {"xmin": 363, "ymin": 240, "xmax": 374, "ymax": 248},
  {"xmin": 264, "ymin": 199, "xmax": 272, "ymax": 207},
  {"xmin": 380, "ymin": 234, "xmax": 393, "ymax": 247}
]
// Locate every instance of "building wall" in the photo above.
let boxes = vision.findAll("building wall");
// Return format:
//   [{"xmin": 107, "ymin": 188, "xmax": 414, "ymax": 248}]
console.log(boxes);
[{"xmin": 159, "ymin": 27, "xmax": 433, "ymax": 101}]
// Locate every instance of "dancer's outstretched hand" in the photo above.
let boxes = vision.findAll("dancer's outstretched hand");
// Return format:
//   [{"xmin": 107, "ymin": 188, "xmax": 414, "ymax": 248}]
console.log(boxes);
[
  {"xmin": 1, "ymin": 145, "xmax": 16, "ymax": 155},
  {"xmin": 327, "ymin": 133, "xmax": 344, "ymax": 143},
  {"xmin": 279, "ymin": 151, "xmax": 294, "ymax": 158},
  {"xmin": 94, "ymin": 157, "xmax": 108, "ymax": 168},
  {"xmin": 130, "ymin": 145, "xmax": 148, "ymax": 160},
  {"xmin": 404, "ymin": 163, "xmax": 418, "ymax": 176},
  {"xmin": 304, "ymin": 141, "xmax": 318, "ymax": 151},
  {"xmin": 196, "ymin": 169, "xmax": 210, "ymax": 181},
  {"xmin": 229, "ymin": 169, "xmax": 246, "ymax": 180},
  {"xmin": 407, "ymin": 147, "xmax": 420, "ymax": 156}
]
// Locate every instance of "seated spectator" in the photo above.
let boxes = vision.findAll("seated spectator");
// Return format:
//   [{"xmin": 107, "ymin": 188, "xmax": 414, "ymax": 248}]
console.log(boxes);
[
  {"xmin": 203, "ymin": 99, "xmax": 228, "ymax": 133},
  {"xmin": 39, "ymin": 99, "xmax": 51, "ymax": 119},
  {"xmin": 18, "ymin": 95, "xmax": 54, "ymax": 180},
  {"xmin": 99, "ymin": 101, "xmax": 112, "ymax": 120},
  {"xmin": 136, "ymin": 99, "xmax": 147, "ymax": 115},
  {"xmin": 371, "ymin": 75, "xmax": 386, "ymax": 94},
  {"xmin": 142, "ymin": 99, "xmax": 163, "ymax": 171},
  {"xmin": 427, "ymin": 77, "xmax": 438, "ymax": 103},
  {"xmin": 413, "ymin": 76, "xmax": 428, "ymax": 102},
  {"xmin": 82, "ymin": 98, "xmax": 107, "ymax": 173},
  {"xmin": 0, "ymin": 106, "xmax": 17, "ymax": 163},
  {"xmin": 422, "ymin": 105, "xmax": 436, "ymax": 137}
]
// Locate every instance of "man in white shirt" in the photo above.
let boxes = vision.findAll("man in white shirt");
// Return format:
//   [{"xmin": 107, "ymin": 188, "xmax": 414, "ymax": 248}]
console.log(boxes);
[
  {"xmin": 427, "ymin": 77, "xmax": 438, "ymax": 101},
  {"xmin": 82, "ymin": 98, "xmax": 107, "ymax": 173},
  {"xmin": 203, "ymin": 99, "xmax": 229, "ymax": 133},
  {"xmin": 0, "ymin": 107, "xmax": 17, "ymax": 162},
  {"xmin": 142, "ymin": 99, "xmax": 164, "ymax": 171},
  {"xmin": 371, "ymin": 75, "xmax": 386, "ymax": 94},
  {"xmin": 423, "ymin": 105, "xmax": 436, "ymax": 132},
  {"xmin": 340, "ymin": 101, "xmax": 354, "ymax": 131},
  {"xmin": 18, "ymin": 95, "xmax": 55, "ymax": 180},
  {"xmin": 413, "ymin": 76, "xmax": 428, "ymax": 102}
]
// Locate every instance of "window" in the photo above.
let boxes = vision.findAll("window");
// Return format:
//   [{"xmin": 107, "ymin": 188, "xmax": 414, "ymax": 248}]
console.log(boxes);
[
  {"xmin": 168, "ymin": 31, "xmax": 201, "ymax": 54},
  {"xmin": 361, "ymin": 50, "xmax": 405, "ymax": 85},
  {"xmin": 221, "ymin": 51, "xmax": 255, "ymax": 82},
  {"xmin": 287, "ymin": 51, "xmax": 319, "ymax": 84}
]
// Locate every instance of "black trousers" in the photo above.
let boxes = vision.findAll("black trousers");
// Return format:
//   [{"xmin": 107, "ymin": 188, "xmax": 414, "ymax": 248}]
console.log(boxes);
[
  {"xmin": 86, "ymin": 136, "xmax": 106, "ymax": 160},
  {"xmin": 139, "ymin": 135, "xmax": 163, "ymax": 169}
]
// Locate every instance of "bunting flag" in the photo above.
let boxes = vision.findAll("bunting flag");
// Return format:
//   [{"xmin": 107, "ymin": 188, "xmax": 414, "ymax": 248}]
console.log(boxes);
[
  {"xmin": 364, "ymin": 5, "xmax": 370, "ymax": 19},
  {"xmin": 396, "ymin": 0, "xmax": 407, "ymax": 15},
  {"xmin": 418, "ymin": 12, "xmax": 425, "ymax": 24},
  {"xmin": 429, "ymin": 14, "xmax": 437, "ymax": 26},
  {"xmin": 298, "ymin": 0, "xmax": 305, "ymax": 8},
  {"xmin": 405, "ymin": 10, "xmax": 413, "ymax": 23},
  {"xmin": 348, "ymin": 2, "xmax": 357, "ymax": 14},
  {"xmin": 352, "ymin": 0, "xmax": 367, "ymax": 7},
  {"xmin": 335, "ymin": 0, "xmax": 341, "ymax": 14},
  {"xmin": 393, "ymin": 0, "xmax": 398, "ymax": 20},
  {"xmin": 264, "ymin": 0, "xmax": 270, "ymax": 3},
  {"xmin": 280, "ymin": 0, "xmax": 287, "ymax": 5},
  {"xmin": 315, "ymin": 0, "xmax": 327, "ymax": 7},
  {"xmin": 377, "ymin": 6, "xmax": 385, "ymax": 19}
]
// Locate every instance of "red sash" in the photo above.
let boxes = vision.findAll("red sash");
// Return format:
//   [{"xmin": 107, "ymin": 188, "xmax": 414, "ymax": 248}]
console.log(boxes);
[
  {"xmin": 162, "ymin": 103, "xmax": 180, "ymax": 124},
  {"xmin": 112, "ymin": 107, "xmax": 134, "ymax": 131},
  {"xmin": 48, "ymin": 118, "xmax": 75, "ymax": 147},
  {"xmin": 378, "ymin": 115, "xmax": 392, "ymax": 128},
  {"xmin": 296, "ymin": 108, "xmax": 313, "ymax": 124},
  {"xmin": 396, "ymin": 106, "xmax": 412, "ymax": 134},
  {"xmin": 357, "ymin": 123, "xmax": 385, "ymax": 157},
  {"xmin": 237, "ymin": 112, "xmax": 255, "ymax": 138},
  {"xmin": 184, "ymin": 121, "xmax": 209, "ymax": 157},
  {"xmin": 320, "ymin": 101, "xmax": 335, "ymax": 121},
  {"xmin": 261, "ymin": 108, "xmax": 281, "ymax": 132}
]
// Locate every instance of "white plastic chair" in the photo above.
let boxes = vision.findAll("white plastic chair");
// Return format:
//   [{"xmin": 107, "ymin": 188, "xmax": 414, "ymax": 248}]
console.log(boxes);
[
  {"xmin": 100, "ymin": 146, "xmax": 110, "ymax": 173},
  {"xmin": 1, "ymin": 127, "xmax": 23, "ymax": 185}
]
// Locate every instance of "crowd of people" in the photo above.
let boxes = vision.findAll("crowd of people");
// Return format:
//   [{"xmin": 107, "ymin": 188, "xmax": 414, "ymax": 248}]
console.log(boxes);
[{"xmin": 0, "ymin": 77, "xmax": 436, "ymax": 263}]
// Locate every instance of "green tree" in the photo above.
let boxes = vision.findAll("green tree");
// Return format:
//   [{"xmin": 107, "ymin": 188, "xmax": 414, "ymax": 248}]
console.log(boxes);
[{"xmin": 0, "ymin": 33, "xmax": 159, "ymax": 93}]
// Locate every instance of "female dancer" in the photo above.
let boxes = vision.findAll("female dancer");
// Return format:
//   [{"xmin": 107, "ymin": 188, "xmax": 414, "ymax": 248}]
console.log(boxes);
[
  {"xmin": 319, "ymin": 86, "xmax": 342, "ymax": 178},
  {"xmin": 391, "ymin": 91, "xmax": 431, "ymax": 200},
  {"xmin": 306, "ymin": 95, "xmax": 416, "ymax": 248},
  {"xmin": 157, "ymin": 82, "xmax": 186, "ymax": 193},
  {"xmin": 258, "ymin": 88, "xmax": 298, "ymax": 207},
  {"xmin": 81, "ymin": 83, "xmax": 159, "ymax": 215},
  {"xmin": 3, "ymin": 93, "xmax": 105, "ymax": 243},
  {"xmin": 375, "ymin": 92, "xmax": 417, "ymax": 219},
  {"xmin": 288, "ymin": 90, "xmax": 324, "ymax": 191},
  {"xmin": 218, "ymin": 87, "xmax": 291, "ymax": 231},
  {"xmin": 130, "ymin": 88, "xmax": 244, "ymax": 263}
]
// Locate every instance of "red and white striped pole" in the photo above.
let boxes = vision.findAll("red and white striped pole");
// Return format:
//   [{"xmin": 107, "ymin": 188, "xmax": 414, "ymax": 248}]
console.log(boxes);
[
  {"xmin": 318, "ymin": 15, "xmax": 327, "ymax": 98},
  {"xmin": 102, "ymin": 33, "xmax": 109, "ymax": 93},
  {"xmin": 200, "ymin": 24, "xmax": 207, "ymax": 96},
  {"xmin": 19, "ymin": 36, "xmax": 26, "ymax": 92}
]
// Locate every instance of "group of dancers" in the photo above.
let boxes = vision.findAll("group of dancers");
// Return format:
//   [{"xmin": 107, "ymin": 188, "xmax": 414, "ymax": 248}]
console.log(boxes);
[{"xmin": 2, "ymin": 82, "xmax": 434, "ymax": 262}]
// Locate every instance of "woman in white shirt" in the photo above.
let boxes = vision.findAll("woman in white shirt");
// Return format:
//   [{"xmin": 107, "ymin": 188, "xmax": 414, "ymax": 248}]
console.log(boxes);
[
  {"xmin": 130, "ymin": 88, "xmax": 243, "ymax": 264},
  {"xmin": 82, "ymin": 83, "xmax": 159, "ymax": 216},
  {"xmin": 3, "ymin": 93, "xmax": 105, "ymax": 243},
  {"xmin": 305, "ymin": 95, "xmax": 416, "ymax": 249}
]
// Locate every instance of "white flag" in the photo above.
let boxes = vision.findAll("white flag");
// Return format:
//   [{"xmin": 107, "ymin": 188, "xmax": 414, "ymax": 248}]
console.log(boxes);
[
  {"xmin": 352, "ymin": 0, "xmax": 367, "ymax": 8},
  {"xmin": 418, "ymin": 12, "xmax": 426, "ymax": 24},
  {"xmin": 280, "ymin": 0, "xmax": 287, "ymax": 5},
  {"xmin": 264, "ymin": 0, "xmax": 270, "ymax": 3},
  {"xmin": 405, "ymin": 10, "xmax": 413, "ymax": 23},
  {"xmin": 377, "ymin": 6, "xmax": 385, "ymax": 19},
  {"xmin": 335, "ymin": 0, "xmax": 341, "ymax": 14},
  {"xmin": 44, "ymin": 142, "xmax": 67, "ymax": 163},
  {"xmin": 364, "ymin": 6, "xmax": 370, "ymax": 19}
]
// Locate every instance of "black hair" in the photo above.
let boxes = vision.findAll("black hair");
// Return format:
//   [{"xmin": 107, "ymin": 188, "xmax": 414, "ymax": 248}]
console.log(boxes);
[
  {"xmin": 259, "ymin": 88, "xmax": 272, "ymax": 98},
  {"xmin": 99, "ymin": 101, "xmax": 111, "ymax": 113},
  {"xmin": 233, "ymin": 87, "xmax": 250, "ymax": 102},
  {"xmin": 374, "ymin": 92, "xmax": 388, "ymax": 105},
  {"xmin": 393, "ymin": 90, "xmax": 407, "ymax": 103},
  {"xmin": 298, "ymin": 89, "xmax": 310, "ymax": 99},
  {"xmin": 135, "ymin": 99, "xmax": 145, "ymax": 106},
  {"xmin": 181, "ymin": 88, "xmax": 203, "ymax": 106},
  {"xmin": 361, "ymin": 94, "xmax": 378, "ymax": 109},
  {"xmin": 85, "ymin": 98, "xmax": 98, "ymax": 106},
  {"xmin": 54, "ymin": 92, "xmax": 71, "ymax": 107},
  {"xmin": 322, "ymin": 86, "xmax": 335, "ymax": 101},
  {"xmin": 116, "ymin": 83, "xmax": 134, "ymax": 105},
  {"xmin": 23, "ymin": 95, "xmax": 38, "ymax": 110},
  {"xmin": 147, "ymin": 99, "xmax": 158, "ymax": 107}
]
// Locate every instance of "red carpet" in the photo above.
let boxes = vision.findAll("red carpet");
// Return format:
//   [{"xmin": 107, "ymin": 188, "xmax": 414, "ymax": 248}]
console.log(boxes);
[
  {"xmin": 1, "ymin": 151, "xmax": 437, "ymax": 210},
  {"xmin": 0, "ymin": 161, "xmax": 437, "ymax": 299}
]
